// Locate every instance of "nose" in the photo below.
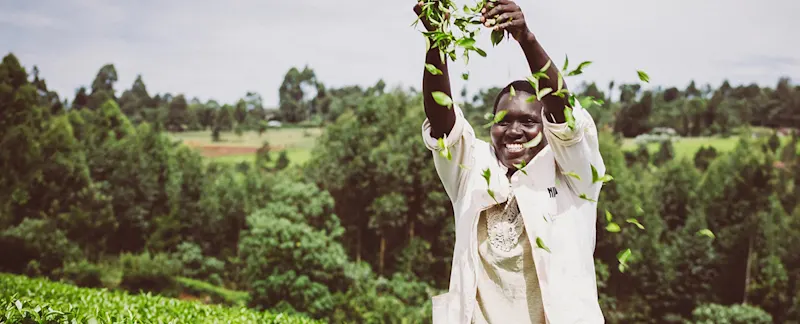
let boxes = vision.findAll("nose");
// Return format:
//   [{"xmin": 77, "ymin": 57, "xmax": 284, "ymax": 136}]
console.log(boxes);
[{"xmin": 506, "ymin": 122, "xmax": 523, "ymax": 138}]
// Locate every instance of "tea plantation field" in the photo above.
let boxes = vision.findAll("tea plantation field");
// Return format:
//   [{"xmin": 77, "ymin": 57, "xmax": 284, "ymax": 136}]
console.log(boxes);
[{"xmin": 0, "ymin": 273, "xmax": 321, "ymax": 324}]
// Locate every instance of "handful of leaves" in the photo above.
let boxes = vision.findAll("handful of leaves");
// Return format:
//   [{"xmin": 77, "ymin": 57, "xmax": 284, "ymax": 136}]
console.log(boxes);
[{"xmin": 413, "ymin": 0, "xmax": 507, "ymax": 81}]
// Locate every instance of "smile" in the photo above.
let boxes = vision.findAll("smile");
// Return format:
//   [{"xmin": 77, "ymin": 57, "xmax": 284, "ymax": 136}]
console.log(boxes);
[{"xmin": 505, "ymin": 143, "xmax": 525, "ymax": 153}]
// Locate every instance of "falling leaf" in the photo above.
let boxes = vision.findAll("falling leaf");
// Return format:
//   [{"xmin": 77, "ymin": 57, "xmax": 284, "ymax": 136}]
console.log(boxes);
[
  {"xmin": 437, "ymin": 137, "xmax": 452, "ymax": 160},
  {"xmin": 579, "ymin": 193, "xmax": 596, "ymax": 202},
  {"xmin": 697, "ymin": 229, "xmax": 715, "ymax": 239},
  {"xmin": 626, "ymin": 218, "xmax": 645, "ymax": 230},
  {"xmin": 567, "ymin": 61, "xmax": 592, "ymax": 76},
  {"xmin": 591, "ymin": 165, "xmax": 614, "ymax": 183},
  {"xmin": 562, "ymin": 54, "xmax": 569, "ymax": 73},
  {"xmin": 617, "ymin": 248, "xmax": 631, "ymax": 272},
  {"xmin": 605, "ymin": 210, "xmax": 613, "ymax": 223},
  {"xmin": 462, "ymin": 72, "xmax": 470, "ymax": 80},
  {"xmin": 513, "ymin": 160, "xmax": 528, "ymax": 175},
  {"xmin": 536, "ymin": 237, "xmax": 551, "ymax": 253},
  {"xmin": 564, "ymin": 106, "xmax": 576, "ymax": 130},
  {"xmin": 637, "ymin": 70, "xmax": 650, "ymax": 83},
  {"xmin": 482, "ymin": 168, "xmax": 491, "ymax": 186},
  {"xmin": 432, "ymin": 91, "xmax": 453, "ymax": 108},
  {"xmin": 522, "ymin": 132, "xmax": 543, "ymax": 148},
  {"xmin": 563, "ymin": 171, "xmax": 581, "ymax": 180},
  {"xmin": 509, "ymin": 85, "xmax": 516, "ymax": 99},
  {"xmin": 539, "ymin": 60, "xmax": 552, "ymax": 73},
  {"xmin": 484, "ymin": 110, "xmax": 507, "ymax": 128},
  {"xmin": 557, "ymin": 73, "xmax": 564, "ymax": 92},
  {"xmin": 635, "ymin": 205, "xmax": 644, "ymax": 214},
  {"xmin": 425, "ymin": 64, "xmax": 442, "ymax": 75},
  {"xmin": 537, "ymin": 87, "xmax": 553, "ymax": 100},
  {"xmin": 459, "ymin": 163, "xmax": 470, "ymax": 170},
  {"xmin": 606, "ymin": 222, "xmax": 621, "ymax": 233},
  {"xmin": 487, "ymin": 189, "xmax": 498, "ymax": 204}
]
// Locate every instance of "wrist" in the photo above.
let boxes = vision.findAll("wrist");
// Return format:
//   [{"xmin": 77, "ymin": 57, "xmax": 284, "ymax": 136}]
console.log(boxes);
[{"xmin": 518, "ymin": 30, "xmax": 537, "ymax": 46}]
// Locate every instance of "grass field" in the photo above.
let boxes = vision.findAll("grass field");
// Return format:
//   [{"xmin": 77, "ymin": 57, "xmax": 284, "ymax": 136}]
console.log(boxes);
[
  {"xmin": 0, "ymin": 273, "xmax": 319, "ymax": 323},
  {"xmin": 621, "ymin": 135, "xmax": 796, "ymax": 159},
  {"xmin": 169, "ymin": 128, "xmax": 322, "ymax": 166}
]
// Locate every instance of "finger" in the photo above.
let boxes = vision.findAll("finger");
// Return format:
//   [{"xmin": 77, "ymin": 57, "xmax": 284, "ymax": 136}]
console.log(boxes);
[
  {"xmin": 485, "ymin": 4, "xmax": 513, "ymax": 21},
  {"xmin": 493, "ymin": 18, "xmax": 523, "ymax": 31},
  {"xmin": 494, "ymin": 12, "xmax": 515, "ymax": 24}
]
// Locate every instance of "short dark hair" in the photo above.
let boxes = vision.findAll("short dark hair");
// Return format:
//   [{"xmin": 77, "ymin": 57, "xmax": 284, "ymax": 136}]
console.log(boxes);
[{"xmin": 492, "ymin": 80, "xmax": 538, "ymax": 113}]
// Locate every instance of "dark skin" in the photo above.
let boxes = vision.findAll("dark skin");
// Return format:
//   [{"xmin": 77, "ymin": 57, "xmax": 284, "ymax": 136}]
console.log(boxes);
[{"xmin": 414, "ymin": 0, "xmax": 571, "ymax": 177}]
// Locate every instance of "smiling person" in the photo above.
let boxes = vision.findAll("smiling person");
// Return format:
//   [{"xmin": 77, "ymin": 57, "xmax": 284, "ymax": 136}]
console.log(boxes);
[{"xmin": 414, "ymin": 0, "xmax": 606, "ymax": 323}]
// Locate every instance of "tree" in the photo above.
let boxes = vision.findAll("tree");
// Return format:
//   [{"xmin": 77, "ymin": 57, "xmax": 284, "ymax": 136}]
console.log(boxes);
[
  {"xmin": 166, "ymin": 94, "xmax": 189, "ymax": 131},
  {"xmin": 278, "ymin": 66, "xmax": 318, "ymax": 123}
]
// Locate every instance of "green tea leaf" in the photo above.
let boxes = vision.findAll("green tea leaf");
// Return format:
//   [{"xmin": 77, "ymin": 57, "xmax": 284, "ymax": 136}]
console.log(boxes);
[
  {"xmin": 605, "ymin": 210, "xmax": 613, "ymax": 223},
  {"xmin": 539, "ymin": 60, "xmax": 552, "ymax": 73},
  {"xmin": 462, "ymin": 72, "xmax": 470, "ymax": 80},
  {"xmin": 626, "ymin": 218, "xmax": 645, "ymax": 230},
  {"xmin": 432, "ymin": 91, "xmax": 453, "ymax": 108},
  {"xmin": 522, "ymin": 132, "xmax": 543, "ymax": 148},
  {"xmin": 617, "ymin": 248, "xmax": 631, "ymax": 272},
  {"xmin": 562, "ymin": 54, "xmax": 569, "ymax": 73},
  {"xmin": 513, "ymin": 161, "xmax": 528, "ymax": 175},
  {"xmin": 557, "ymin": 73, "xmax": 564, "ymax": 92},
  {"xmin": 579, "ymin": 193, "xmax": 596, "ymax": 202},
  {"xmin": 605, "ymin": 222, "xmax": 621, "ymax": 233},
  {"xmin": 482, "ymin": 168, "xmax": 491, "ymax": 186},
  {"xmin": 493, "ymin": 110, "xmax": 507, "ymax": 124},
  {"xmin": 591, "ymin": 164, "xmax": 613, "ymax": 183},
  {"xmin": 637, "ymin": 70, "xmax": 650, "ymax": 83},
  {"xmin": 567, "ymin": 94, "xmax": 576, "ymax": 108},
  {"xmin": 490, "ymin": 29, "xmax": 505, "ymax": 45},
  {"xmin": 425, "ymin": 64, "xmax": 442, "ymax": 75},
  {"xmin": 473, "ymin": 47, "xmax": 487, "ymax": 57},
  {"xmin": 564, "ymin": 106, "xmax": 576, "ymax": 130},
  {"xmin": 697, "ymin": 229, "xmax": 715, "ymax": 239},
  {"xmin": 437, "ymin": 137, "xmax": 452, "ymax": 160},
  {"xmin": 537, "ymin": 87, "xmax": 553, "ymax": 100},
  {"xmin": 487, "ymin": 189, "xmax": 498, "ymax": 204},
  {"xmin": 536, "ymin": 237, "xmax": 551, "ymax": 253},
  {"xmin": 568, "ymin": 61, "xmax": 592, "ymax": 76},
  {"xmin": 563, "ymin": 171, "xmax": 581, "ymax": 180},
  {"xmin": 509, "ymin": 85, "xmax": 516, "ymax": 99}
]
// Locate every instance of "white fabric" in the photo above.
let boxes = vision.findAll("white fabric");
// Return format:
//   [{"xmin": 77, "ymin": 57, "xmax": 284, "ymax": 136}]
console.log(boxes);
[
  {"xmin": 422, "ymin": 101, "xmax": 606, "ymax": 324},
  {"xmin": 473, "ymin": 197, "xmax": 545, "ymax": 324}
]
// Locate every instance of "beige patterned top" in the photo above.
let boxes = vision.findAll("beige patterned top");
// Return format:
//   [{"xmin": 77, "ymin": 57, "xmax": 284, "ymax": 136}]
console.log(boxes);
[{"xmin": 472, "ymin": 196, "xmax": 546, "ymax": 324}]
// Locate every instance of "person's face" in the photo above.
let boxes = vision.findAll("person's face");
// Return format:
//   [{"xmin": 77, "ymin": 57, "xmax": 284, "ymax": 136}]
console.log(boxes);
[{"xmin": 490, "ymin": 90, "xmax": 547, "ymax": 171}]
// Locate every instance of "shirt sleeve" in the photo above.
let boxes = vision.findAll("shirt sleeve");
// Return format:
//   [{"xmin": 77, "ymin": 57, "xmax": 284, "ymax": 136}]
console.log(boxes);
[
  {"xmin": 421, "ymin": 104, "xmax": 477, "ymax": 203},
  {"xmin": 541, "ymin": 101, "xmax": 606, "ymax": 198}
]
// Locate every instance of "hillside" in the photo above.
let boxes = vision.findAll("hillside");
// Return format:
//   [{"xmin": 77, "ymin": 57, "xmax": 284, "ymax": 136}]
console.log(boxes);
[{"xmin": 0, "ymin": 273, "xmax": 321, "ymax": 324}]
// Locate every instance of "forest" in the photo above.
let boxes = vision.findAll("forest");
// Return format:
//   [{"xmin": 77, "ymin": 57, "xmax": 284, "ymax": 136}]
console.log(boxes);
[{"xmin": 1, "ymin": 48, "xmax": 799, "ymax": 323}]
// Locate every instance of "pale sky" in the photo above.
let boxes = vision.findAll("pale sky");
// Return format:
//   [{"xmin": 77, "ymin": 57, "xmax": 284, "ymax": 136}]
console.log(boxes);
[{"xmin": 1, "ymin": 0, "xmax": 798, "ymax": 107}]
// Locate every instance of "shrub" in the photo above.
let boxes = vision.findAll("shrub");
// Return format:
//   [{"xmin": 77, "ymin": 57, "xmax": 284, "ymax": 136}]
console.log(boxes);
[
  {"xmin": 0, "ymin": 273, "xmax": 320, "ymax": 323},
  {"xmin": 690, "ymin": 303, "xmax": 773, "ymax": 324},
  {"xmin": 118, "ymin": 251, "xmax": 181, "ymax": 297},
  {"xmin": 57, "ymin": 259, "xmax": 104, "ymax": 288}
]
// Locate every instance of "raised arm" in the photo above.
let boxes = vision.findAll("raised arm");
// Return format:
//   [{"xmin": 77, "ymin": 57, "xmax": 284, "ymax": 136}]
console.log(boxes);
[
  {"xmin": 481, "ymin": 1, "xmax": 606, "ymax": 197},
  {"xmin": 414, "ymin": 1, "xmax": 456, "ymax": 139},
  {"xmin": 481, "ymin": 0, "xmax": 569, "ymax": 123}
]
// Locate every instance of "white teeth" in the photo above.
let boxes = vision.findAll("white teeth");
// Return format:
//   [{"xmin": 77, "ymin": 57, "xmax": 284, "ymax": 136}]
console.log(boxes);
[{"xmin": 506, "ymin": 144, "xmax": 524, "ymax": 152}]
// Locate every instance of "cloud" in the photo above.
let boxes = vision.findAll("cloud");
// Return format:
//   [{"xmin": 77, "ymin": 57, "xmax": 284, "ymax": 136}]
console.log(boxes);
[{"xmin": 1, "ymin": 0, "xmax": 798, "ymax": 107}]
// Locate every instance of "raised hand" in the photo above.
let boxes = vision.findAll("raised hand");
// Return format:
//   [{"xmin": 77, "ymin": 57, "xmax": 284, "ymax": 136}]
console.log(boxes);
[{"xmin": 480, "ymin": 0, "xmax": 533, "ymax": 43}]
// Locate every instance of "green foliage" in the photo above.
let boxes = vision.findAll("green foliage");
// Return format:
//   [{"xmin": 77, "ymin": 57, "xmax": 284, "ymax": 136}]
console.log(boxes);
[
  {"xmin": 239, "ymin": 211, "xmax": 349, "ymax": 319},
  {"xmin": 118, "ymin": 252, "xmax": 182, "ymax": 297},
  {"xmin": 691, "ymin": 303, "xmax": 773, "ymax": 324},
  {"xmin": 172, "ymin": 242, "xmax": 226, "ymax": 285},
  {"xmin": 0, "ymin": 218, "xmax": 82, "ymax": 277},
  {"xmin": 0, "ymin": 273, "xmax": 320, "ymax": 323},
  {"xmin": 56, "ymin": 259, "xmax": 104, "ymax": 288},
  {"xmin": 175, "ymin": 277, "xmax": 251, "ymax": 307}
]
